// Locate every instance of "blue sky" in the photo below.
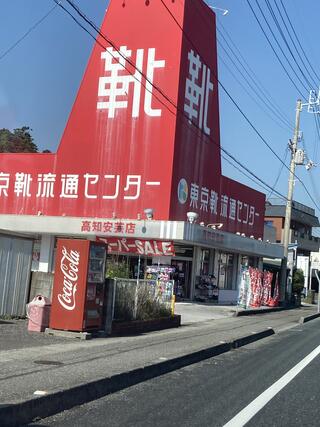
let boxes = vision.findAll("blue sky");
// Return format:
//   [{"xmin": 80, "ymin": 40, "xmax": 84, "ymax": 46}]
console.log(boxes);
[{"xmin": 1, "ymin": 0, "xmax": 320, "ymax": 223}]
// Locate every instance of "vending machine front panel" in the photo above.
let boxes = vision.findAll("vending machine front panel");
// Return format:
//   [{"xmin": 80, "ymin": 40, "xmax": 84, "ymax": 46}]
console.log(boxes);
[{"xmin": 50, "ymin": 239, "xmax": 90, "ymax": 331}]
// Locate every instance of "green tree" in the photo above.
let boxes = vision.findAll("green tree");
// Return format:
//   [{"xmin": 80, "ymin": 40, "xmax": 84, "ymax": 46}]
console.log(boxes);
[{"xmin": 0, "ymin": 127, "xmax": 38, "ymax": 153}]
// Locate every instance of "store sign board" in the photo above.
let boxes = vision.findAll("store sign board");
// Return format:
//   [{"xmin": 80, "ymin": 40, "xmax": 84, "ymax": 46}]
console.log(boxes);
[
  {"xmin": 287, "ymin": 251, "xmax": 294, "ymax": 271},
  {"xmin": 296, "ymin": 255, "xmax": 309, "ymax": 289},
  {"xmin": 201, "ymin": 230, "xmax": 225, "ymax": 245},
  {"xmin": 312, "ymin": 261, "xmax": 320, "ymax": 270},
  {"xmin": 170, "ymin": 2, "xmax": 221, "ymax": 224},
  {"xmin": 0, "ymin": 1, "xmax": 180, "ymax": 220},
  {"xmin": 311, "ymin": 253, "xmax": 320, "ymax": 270},
  {"xmin": 0, "ymin": 0, "xmax": 264, "ymax": 238},
  {"xmin": 80, "ymin": 219, "xmax": 137, "ymax": 235},
  {"xmin": 97, "ymin": 237, "xmax": 175, "ymax": 256}
]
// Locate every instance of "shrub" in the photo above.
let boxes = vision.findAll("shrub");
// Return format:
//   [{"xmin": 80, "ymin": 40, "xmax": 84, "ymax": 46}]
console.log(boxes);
[
  {"xmin": 292, "ymin": 268, "xmax": 304, "ymax": 295},
  {"xmin": 106, "ymin": 258, "xmax": 131, "ymax": 279},
  {"xmin": 113, "ymin": 281, "xmax": 172, "ymax": 321}
]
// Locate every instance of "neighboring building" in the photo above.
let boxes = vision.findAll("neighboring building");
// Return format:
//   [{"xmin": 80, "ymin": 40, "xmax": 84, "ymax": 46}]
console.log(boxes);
[
  {"xmin": 265, "ymin": 200, "xmax": 320, "ymax": 291},
  {"xmin": 0, "ymin": 0, "xmax": 283, "ymax": 315},
  {"xmin": 265, "ymin": 200, "xmax": 320, "ymax": 254}
]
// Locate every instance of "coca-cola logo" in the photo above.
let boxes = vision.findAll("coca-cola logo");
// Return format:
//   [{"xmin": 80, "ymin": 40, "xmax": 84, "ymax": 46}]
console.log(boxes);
[{"xmin": 58, "ymin": 246, "xmax": 80, "ymax": 311}]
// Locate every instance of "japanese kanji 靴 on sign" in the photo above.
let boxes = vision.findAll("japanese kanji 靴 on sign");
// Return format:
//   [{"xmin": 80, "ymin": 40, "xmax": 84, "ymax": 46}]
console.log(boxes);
[{"xmin": 0, "ymin": 0, "xmax": 265, "ymax": 238}]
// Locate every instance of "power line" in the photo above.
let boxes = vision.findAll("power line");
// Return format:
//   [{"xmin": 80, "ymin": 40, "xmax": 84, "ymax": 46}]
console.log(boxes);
[
  {"xmin": 242, "ymin": 1, "xmax": 320, "ymax": 210},
  {"xmin": 217, "ymin": 25, "xmax": 293, "ymax": 130},
  {"xmin": 65, "ymin": 0, "xmax": 295, "ymax": 179},
  {"xmin": 0, "ymin": 4, "xmax": 59, "ymax": 61},
  {"xmin": 265, "ymin": 0, "xmax": 320, "ymax": 210},
  {"xmin": 279, "ymin": 0, "xmax": 320, "ymax": 84},
  {"xmin": 68, "ymin": 0, "xmax": 320, "ymax": 211},
  {"xmin": 313, "ymin": 115, "xmax": 320, "ymax": 161},
  {"xmin": 271, "ymin": 0, "xmax": 320, "ymax": 172},
  {"xmin": 57, "ymin": 0, "xmax": 178, "ymax": 115},
  {"xmin": 57, "ymin": 0, "xmax": 310, "ymax": 207},
  {"xmin": 66, "ymin": 0, "xmax": 293, "ymax": 177},
  {"xmin": 221, "ymin": 153, "xmax": 287, "ymax": 200},
  {"xmin": 217, "ymin": 40, "xmax": 292, "ymax": 131},
  {"xmin": 268, "ymin": 0, "xmax": 320, "ymax": 167},
  {"xmin": 55, "ymin": 0, "xmax": 289, "ymax": 201},
  {"xmin": 272, "ymin": 0, "xmax": 318, "ymax": 89},
  {"xmin": 266, "ymin": 148, "xmax": 288, "ymax": 200},
  {"xmin": 253, "ymin": 0, "xmax": 309, "ymax": 93},
  {"xmin": 265, "ymin": 0, "xmax": 315, "ymax": 90},
  {"xmin": 273, "ymin": 0, "xmax": 320, "ymax": 165},
  {"xmin": 301, "ymin": 133, "xmax": 320, "ymax": 207},
  {"xmin": 161, "ymin": 0, "xmax": 294, "ymax": 168},
  {"xmin": 307, "ymin": 169, "xmax": 320, "ymax": 211},
  {"xmin": 218, "ymin": 53, "xmax": 291, "ymax": 132},
  {"xmin": 163, "ymin": 0, "xmax": 320, "ymax": 212},
  {"xmin": 246, "ymin": 0, "xmax": 306, "ymax": 99}
]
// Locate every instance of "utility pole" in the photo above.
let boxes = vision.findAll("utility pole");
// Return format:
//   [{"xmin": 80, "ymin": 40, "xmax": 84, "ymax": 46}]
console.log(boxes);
[{"xmin": 280, "ymin": 99, "xmax": 302, "ymax": 304}]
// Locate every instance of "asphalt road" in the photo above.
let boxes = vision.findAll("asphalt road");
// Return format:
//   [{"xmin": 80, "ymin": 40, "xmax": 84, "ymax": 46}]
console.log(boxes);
[{"xmin": 29, "ymin": 319, "xmax": 320, "ymax": 427}]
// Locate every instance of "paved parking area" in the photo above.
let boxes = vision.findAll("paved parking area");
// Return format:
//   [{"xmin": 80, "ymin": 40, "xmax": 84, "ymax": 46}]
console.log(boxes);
[{"xmin": 174, "ymin": 302, "xmax": 236, "ymax": 324}]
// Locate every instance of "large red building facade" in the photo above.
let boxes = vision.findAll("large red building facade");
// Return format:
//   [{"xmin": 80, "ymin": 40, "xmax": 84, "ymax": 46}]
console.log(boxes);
[{"xmin": 0, "ymin": 0, "xmax": 264, "ymax": 238}]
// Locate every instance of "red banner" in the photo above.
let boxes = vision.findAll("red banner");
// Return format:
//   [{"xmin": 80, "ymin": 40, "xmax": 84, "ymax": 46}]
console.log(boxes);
[{"xmin": 97, "ymin": 237, "xmax": 175, "ymax": 257}]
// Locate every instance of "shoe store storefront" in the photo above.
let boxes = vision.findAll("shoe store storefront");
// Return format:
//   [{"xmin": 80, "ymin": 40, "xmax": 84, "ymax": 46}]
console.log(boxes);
[{"xmin": 0, "ymin": 215, "xmax": 283, "ymax": 306}]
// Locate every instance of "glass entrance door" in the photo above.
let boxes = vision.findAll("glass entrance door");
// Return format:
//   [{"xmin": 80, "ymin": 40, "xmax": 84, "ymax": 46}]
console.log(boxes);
[{"xmin": 171, "ymin": 259, "xmax": 192, "ymax": 299}]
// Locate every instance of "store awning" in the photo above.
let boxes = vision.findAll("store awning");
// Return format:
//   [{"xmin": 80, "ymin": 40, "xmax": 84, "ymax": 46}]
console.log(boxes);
[{"xmin": 0, "ymin": 214, "xmax": 283, "ymax": 259}]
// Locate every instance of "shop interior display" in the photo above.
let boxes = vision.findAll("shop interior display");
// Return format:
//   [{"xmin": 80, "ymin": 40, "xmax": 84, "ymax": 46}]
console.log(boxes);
[
  {"xmin": 171, "ymin": 260, "xmax": 190, "ymax": 299},
  {"xmin": 145, "ymin": 265, "xmax": 176, "ymax": 304},
  {"xmin": 174, "ymin": 279, "xmax": 185, "ymax": 299},
  {"xmin": 195, "ymin": 275, "xmax": 219, "ymax": 302}
]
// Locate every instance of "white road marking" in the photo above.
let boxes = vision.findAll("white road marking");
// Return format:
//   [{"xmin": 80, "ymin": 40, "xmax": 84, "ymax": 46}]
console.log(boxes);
[
  {"xmin": 33, "ymin": 390, "xmax": 48, "ymax": 396},
  {"xmin": 223, "ymin": 343, "xmax": 320, "ymax": 427}
]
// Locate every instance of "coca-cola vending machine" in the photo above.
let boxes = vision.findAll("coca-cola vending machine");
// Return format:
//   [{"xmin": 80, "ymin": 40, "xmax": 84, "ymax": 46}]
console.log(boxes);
[{"xmin": 50, "ymin": 239, "xmax": 107, "ymax": 332}]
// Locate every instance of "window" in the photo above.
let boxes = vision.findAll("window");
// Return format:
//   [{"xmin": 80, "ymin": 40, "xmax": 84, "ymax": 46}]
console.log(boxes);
[
  {"xmin": 200, "ymin": 249, "xmax": 210, "ymax": 276},
  {"xmin": 218, "ymin": 252, "xmax": 236, "ymax": 290},
  {"xmin": 264, "ymin": 220, "xmax": 273, "ymax": 227}
]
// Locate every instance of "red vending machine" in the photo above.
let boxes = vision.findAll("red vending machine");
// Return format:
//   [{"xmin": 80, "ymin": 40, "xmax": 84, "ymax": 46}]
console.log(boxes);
[{"xmin": 50, "ymin": 239, "xmax": 107, "ymax": 332}]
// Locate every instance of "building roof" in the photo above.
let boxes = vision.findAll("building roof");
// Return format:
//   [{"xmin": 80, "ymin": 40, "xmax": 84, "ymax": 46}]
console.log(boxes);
[{"xmin": 265, "ymin": 203, "xmax": 320, "ymax": 227}]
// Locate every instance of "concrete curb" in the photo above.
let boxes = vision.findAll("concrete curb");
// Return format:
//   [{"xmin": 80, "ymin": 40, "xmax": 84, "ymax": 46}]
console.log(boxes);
[
  {"xmin": 0, "ymin": 328, "xmax": 275, "ymax": 427},
  {"xmin": 233, "ymin": 306, "xmax": 298, "ymax": 316},
  {"xmin": 299, "ymin": 312, "xmax": 320, "ymax": 324}
]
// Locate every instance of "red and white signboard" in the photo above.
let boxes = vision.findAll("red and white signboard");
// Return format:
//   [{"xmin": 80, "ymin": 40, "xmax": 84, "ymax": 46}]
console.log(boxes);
[
  {"xmin": 0, "ymin": 0, "xmax": 265, "ymax": 238},
  {"xmin": 97, "ymin": 237, "xmax": 175, "ymax": 256},
  {"xmin": 50, "ymin": 239, "xmax": 107, "ymax": 331},
  {"xmin": 50, "ymin": 239, "xmax": 89, "ymax": 331}
]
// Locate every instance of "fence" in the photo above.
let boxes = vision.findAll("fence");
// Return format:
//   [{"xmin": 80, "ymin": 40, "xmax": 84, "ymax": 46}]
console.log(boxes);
[
  {"xmin": 0, "ymin": 235, "xmax": 33, "ymax": 316},
  {"xmin": 111, "ymin": 278, "xmax": 175, "ymax": 322}
]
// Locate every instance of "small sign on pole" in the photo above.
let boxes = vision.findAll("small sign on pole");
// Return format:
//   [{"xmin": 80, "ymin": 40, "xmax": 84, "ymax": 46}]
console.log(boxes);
[
  {"xmin": 311, "ymin": 255, "xmax": 320, "ymax": 271},
  {"xmin": 315, "ymin": 270, "xmax": 320, "ymax": 314}
]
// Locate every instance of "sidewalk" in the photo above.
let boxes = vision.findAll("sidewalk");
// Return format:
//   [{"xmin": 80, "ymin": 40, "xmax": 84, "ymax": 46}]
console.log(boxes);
[{"xmin": 0, "ymin": 305, "xmax": 319, "ymax": 426}]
